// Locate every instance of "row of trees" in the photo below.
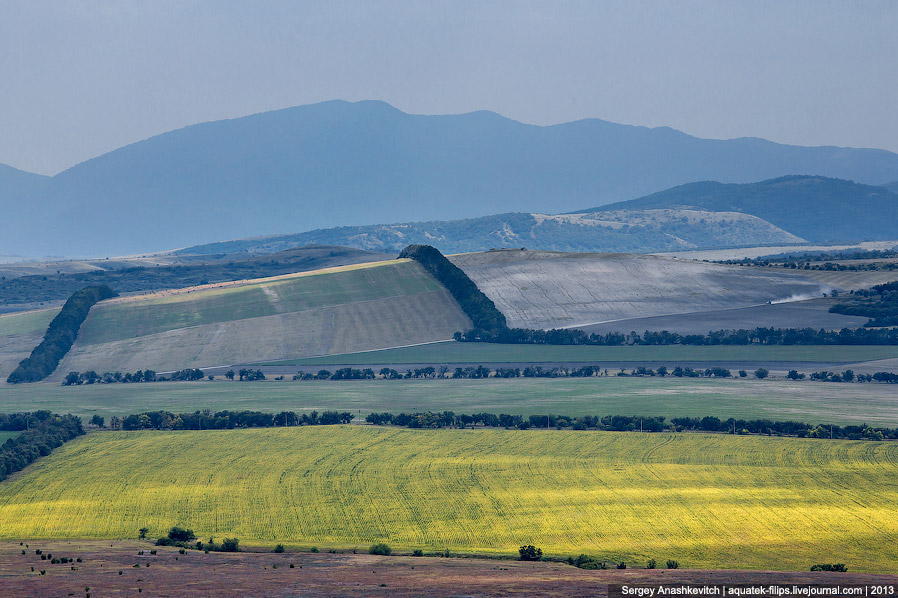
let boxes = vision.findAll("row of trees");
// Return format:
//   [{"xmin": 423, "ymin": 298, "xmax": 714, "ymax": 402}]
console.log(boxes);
[
  {"xmin": 399, "ymin": 244, "xmax": 507, "ymax": 331},
  {"xmin": 62, "ymin": 368, "xmax": 206, "ymax": 385},
  {"xmin": 0, "ymin": 412, "xmax": 84, "ymax": 481},
  {"xmin": 7, "ymin": 285, "xmax": 117, "ymax": 383},
  {"xmin": 120, "ymin": 409, "xmax": 354, "ymax": 430},
  {"xmin": 830, "ymin": 281, "xmax": 898, "ymax": 327},
  {"xmin": 363, "ymin": 410, "xmax": 897, "ymax": 439},
  {"xmin": 456, "ymin": 325, "xmax": 898, "ymax": 346}
]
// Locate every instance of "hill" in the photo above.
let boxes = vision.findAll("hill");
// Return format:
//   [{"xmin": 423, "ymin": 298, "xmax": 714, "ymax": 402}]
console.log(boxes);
[
  {"xmin": 3, "ymin": 101, "xmax": 898, "ymax": 257},
  {"xmin": 180, "ymin": 208, "xmax": 803, "ymax": 256},
  {"xmin": 45, "ymin": 259, "xmax": 469, "ymax": 377},
  {"xmin": 0, "ymin": 244, "xmax": 392, "ymax": 311},
  {"xmin": 593, "ymin": 175, "xmax": 898, "ymax": 243},
  {"xmin": 448, "ymin": 250, "xmax": 867, "ymax": 333},
  {"xmin": 882, "ymin": 181, "xmax": 898, "ymax": 194},
  {"xmin": 4, "ymin": 426, "xmax": 898, "ymax": 571}
]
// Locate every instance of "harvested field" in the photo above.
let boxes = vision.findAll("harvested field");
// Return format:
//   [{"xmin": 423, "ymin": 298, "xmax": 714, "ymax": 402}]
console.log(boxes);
[
  {"xmin": 3, "ymin": 542, "xmax": 894, "ymax": 598},
  {"xmin": 449, "ymin": 250, "xmax": 834, "ymax": 330},
  {"xmin": 3, "ymin": 427, "xmax": 898, "ymax": 571},
  {"xmin": 576, "ymin": 298, "xmax": 868, "ymax": 335},
  {"xmin": 281, "ymin": 341, "xmax": 898, "ymax": 367},
  {"xmin": 45, "ymin": 261, "xmax": 470, "ymax": 376},
  {"xmin": 656, "ymin": 240, "xmax": 898, "ymax": 261}
]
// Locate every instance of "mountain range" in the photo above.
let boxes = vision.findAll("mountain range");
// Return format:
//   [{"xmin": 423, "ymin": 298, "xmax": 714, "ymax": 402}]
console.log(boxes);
[{"xmin": 3, "ymin": 100, "xmax": 898, "ymax": 257}]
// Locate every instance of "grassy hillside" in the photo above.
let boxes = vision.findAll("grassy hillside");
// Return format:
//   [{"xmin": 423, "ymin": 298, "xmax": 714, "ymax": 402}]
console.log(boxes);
[
  {"xmin": 3, "ymin": 426, "xmax": 897, "ymax": 571},
  {"xmin": 0, "ymin": 245, "xmax": 392, "ymax": 308},
  {"xmin": 595, "ymin": 175, "xmax": 898, "ymax": 243},
  {"xmin": 51, "ymin": 260, "xmax": 471, "ymax": 375},
  {"xmin": 4, "ymin": 376, "xmax": 898, "ymax": 426}
]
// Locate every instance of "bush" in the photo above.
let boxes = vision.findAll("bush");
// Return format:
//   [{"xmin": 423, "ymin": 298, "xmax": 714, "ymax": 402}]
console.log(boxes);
[
  {"xmin": 369, "ymin": 543, "xmax": 392, "ymax": 556},
  {"xmin": 220, "ymin": 538, "xmax": 240, "ymax": 552},
  {"xmin": 616, "ymin": 562, "xmax": 627, "ymax": 569},
  {"xmin": 666, "ymin": 560, "xmax": 679, "ymax": 569},
  {"xmin": 646, "ymin": 559, "xmax": 657, "ymax": 569},
  {"xmin": 518, "ymin": 545, "xmax": 543, "ymax": 561},
  {"xmin": 167, "ymin": 527, "xmax": 196, "ymax": 542},
  {"xmin": 754, "ymin": 368, "xmax": 769, "ymax": 379},
  {"xmin": 569, "ymin": 554, "xmax": 606, "ymax": 569},
  {"xmin": 811, "ymin": 564, "xmax": 847, "ymax": 572},
  {"xmin": 412, "ymin": 549, "xmax": 424, "ymax": 557},
  {"xmin": 273, "ymin": 544, "xmax": 285, "ymax": 553}
]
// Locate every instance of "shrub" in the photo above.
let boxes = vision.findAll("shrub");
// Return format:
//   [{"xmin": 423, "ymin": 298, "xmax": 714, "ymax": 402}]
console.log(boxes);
[
  {"xmin": 220, "ymin": 538, "xmax": 240, "ymax": 552},
  {"xmin": 811, "ymin": 564, "xmax": 847, "ymax": 572},
  {"xmin": 569, "ymin": 554, "xmax": 606, "ymax": 569},
  {"xmin": 310, "ymin": 546, "xmax": 319, "ymax": 553},
  {"xmin": 273, "ymin": 544, "xmax": 285, "ymax": 553},
  {"xmin": 518, "ymin": 545, "xmax": 543, "ymax": 561},
  {"xmin": 369, "ymin": 543, "xmax": 392, "ymax": 556},
  {"xmin": 616, "ymin": 562, "xmax": 627, "ymax": 569},
  {"xmin": 167, "ymin": 526, "xmax": 196, "ymax": 542},
  {"xmin": 646, "ymin": 559, "xmax": 656, "ymax": 569},
  {"xmin": 666, "ymin": 560, "xmax": 679, "ymax": 569}
]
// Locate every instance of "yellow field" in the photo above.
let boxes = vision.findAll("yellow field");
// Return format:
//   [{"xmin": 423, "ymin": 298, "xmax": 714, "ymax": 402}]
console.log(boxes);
[{"xmin": 2, "ymin": 427, "xmax": 897, "ymax": 571}]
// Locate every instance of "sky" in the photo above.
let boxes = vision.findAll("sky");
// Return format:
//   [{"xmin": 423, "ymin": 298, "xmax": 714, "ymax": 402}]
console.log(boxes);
[{"xmin": 1, "ymin": 0, "xmax": 896, "ymax": 176}]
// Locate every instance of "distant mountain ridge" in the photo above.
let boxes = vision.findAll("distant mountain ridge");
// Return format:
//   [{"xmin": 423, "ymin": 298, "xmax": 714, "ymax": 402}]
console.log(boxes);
[
  {"xmin": 3, "ymin": 100, "xmax": 898, "ymax": 257},
  {"xmin": 592, "ymin": 175, "xmax": 898, "ymax": 243},
  {"xmin": 181, "ymin": 176, "xmax": 896, "ymax": 256}
]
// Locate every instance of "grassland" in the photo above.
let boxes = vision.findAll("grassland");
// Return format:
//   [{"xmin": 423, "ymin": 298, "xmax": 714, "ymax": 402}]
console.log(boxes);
[
  {"xmin": 275, "ymin": 341, "xmax": 898, "ymax": 366},
  {"xmin": 3, "ymin": 376, "xmax": 898, "ymax": 426},
  {"xmin": 3, "ymin": 426, "xmax": 897, "ymax": 571},
  {"xmin": 77, "ymin": 259, "xmax": 435, "ymax": 345},
  {"xmin": 0, "ymin": 308, "xmax": 59, "ymax": 337}
]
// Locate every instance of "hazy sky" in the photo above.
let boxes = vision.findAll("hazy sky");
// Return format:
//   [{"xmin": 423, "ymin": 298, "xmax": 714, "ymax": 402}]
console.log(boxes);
[{"xmin": 1, "ymin": 0, "xmax": 896, "ymax": 176}]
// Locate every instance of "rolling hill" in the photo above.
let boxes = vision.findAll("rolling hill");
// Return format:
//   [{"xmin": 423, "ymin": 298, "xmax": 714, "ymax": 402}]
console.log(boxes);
[
  {"xmin": 43, "ymin": 259, "xmax": 469, "ymax": 377},
  {"xmin": 3, "ymin": 101, "xmax": 898, "ymax": 257},
  {"xmin": 179, "ymin": 176, "xmax": 896, "ymax": 256},
  {"xmin": 592, "ymin": 175, "xmax": 898, "ymax": 243}
]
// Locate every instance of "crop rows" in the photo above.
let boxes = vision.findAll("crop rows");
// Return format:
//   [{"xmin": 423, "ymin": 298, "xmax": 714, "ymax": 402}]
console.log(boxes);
[{"xmin": 1, "ymin": 427, "xmax": 897, "ymax": 571}]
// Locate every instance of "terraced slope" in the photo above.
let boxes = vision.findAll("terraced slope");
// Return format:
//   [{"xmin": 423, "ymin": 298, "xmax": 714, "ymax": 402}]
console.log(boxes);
[
  {"xmin": 449, "ymin": 250, "xmax": 836, "ymax": 330},
  {"xmin": 3, "ymin": 426, "xmax": 898, "ymax": 571},
  {"xmin": 51, "ymin": 260, "xmax": 470, "ymax": 376}
]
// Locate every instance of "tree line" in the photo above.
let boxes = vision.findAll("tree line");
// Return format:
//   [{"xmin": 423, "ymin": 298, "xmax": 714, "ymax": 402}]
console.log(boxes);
[
  {"xmin": 830, "ymin": 281, "xmax": 898, "ymax": 327},
  {"xmin": 62, "ymin": 368, "xmax": 207, "ymax": 385},
  {"xmin": 0, "ymin": 412, "xmax": 84, "ymax": 482},
  {"xmin": 364, "ymin": 410, "xmax": 895, "ymax": 440},
  {"xmin": 119, "ymin": 409, "xmax": 354, "ymax": 430},
  {"xmin": 7, "ymin": 285, "xmax": 117, "ymax": 383},
  {"xmin": 455, "ymin": 325, "xmax": 898, "ymax": 346},
  {"xmin": 399, "ymin": 244, "xmax": 506, "ymax": 331}
]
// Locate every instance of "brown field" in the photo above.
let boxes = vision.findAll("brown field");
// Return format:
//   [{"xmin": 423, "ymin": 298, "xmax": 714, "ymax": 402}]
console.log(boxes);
[{"xmin": 1, "ymin": 541, "xmax": 895, "ymax": 598}]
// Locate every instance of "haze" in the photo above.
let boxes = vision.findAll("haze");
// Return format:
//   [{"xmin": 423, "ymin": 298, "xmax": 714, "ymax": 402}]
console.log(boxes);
[{"xmin": 1, "ymin": 0, "xmax": 896, "ymax": 176}]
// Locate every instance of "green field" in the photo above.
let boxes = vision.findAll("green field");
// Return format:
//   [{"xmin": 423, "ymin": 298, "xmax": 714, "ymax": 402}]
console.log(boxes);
[
  {"xmin": 271, "ymin": 341, "xmax": 898, "ymax": 366},
  {"xmin": 2, "ymin": 426, "xmax": 897, "ymax": 571},
  {"xmin": 3, "ymin": 377, "xmax": 898, "ymax": 426},
  {"xmin": 77, "ymin": 260, "xmax": 439, "ymax": 345},
  {"xmin": 0, "ymin": 308, "xmax": 59, "ymax": 337}
]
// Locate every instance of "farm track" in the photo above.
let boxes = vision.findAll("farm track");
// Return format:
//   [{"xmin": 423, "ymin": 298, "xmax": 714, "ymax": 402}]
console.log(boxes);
[
  {"xmin": 3, "ymin": 542, "xmax": 896, "ymax": 598},
  {"xmin": 2, "ymin": 427, "xmax": 898, "ymax": 572}
]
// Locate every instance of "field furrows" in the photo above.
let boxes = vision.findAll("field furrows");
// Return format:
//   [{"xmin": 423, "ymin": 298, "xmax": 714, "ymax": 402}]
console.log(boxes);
[
  {"xmin": 449, "ymin": 251, "xmax": 831, "ymax": 329},
  {"xmin": 3, "ymin": 427, "xmax": 898, "ymax": 571}
]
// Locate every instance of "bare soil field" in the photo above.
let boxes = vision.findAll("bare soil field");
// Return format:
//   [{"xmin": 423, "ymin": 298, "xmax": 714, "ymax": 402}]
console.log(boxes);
[
  {"xmin": 576, "ymin": 298, "xmax": 867, "ymax": 335},
  {"xmin": 449, "ymin": 250, "xmax": 834, "ymax": 330},
  {"xmin": 656, "ymin": 240, "xmax": 898, "ymax": 261},
  {"xmin": 2, "ymin": 541, "xmax": 893, "ymax": 598}
]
